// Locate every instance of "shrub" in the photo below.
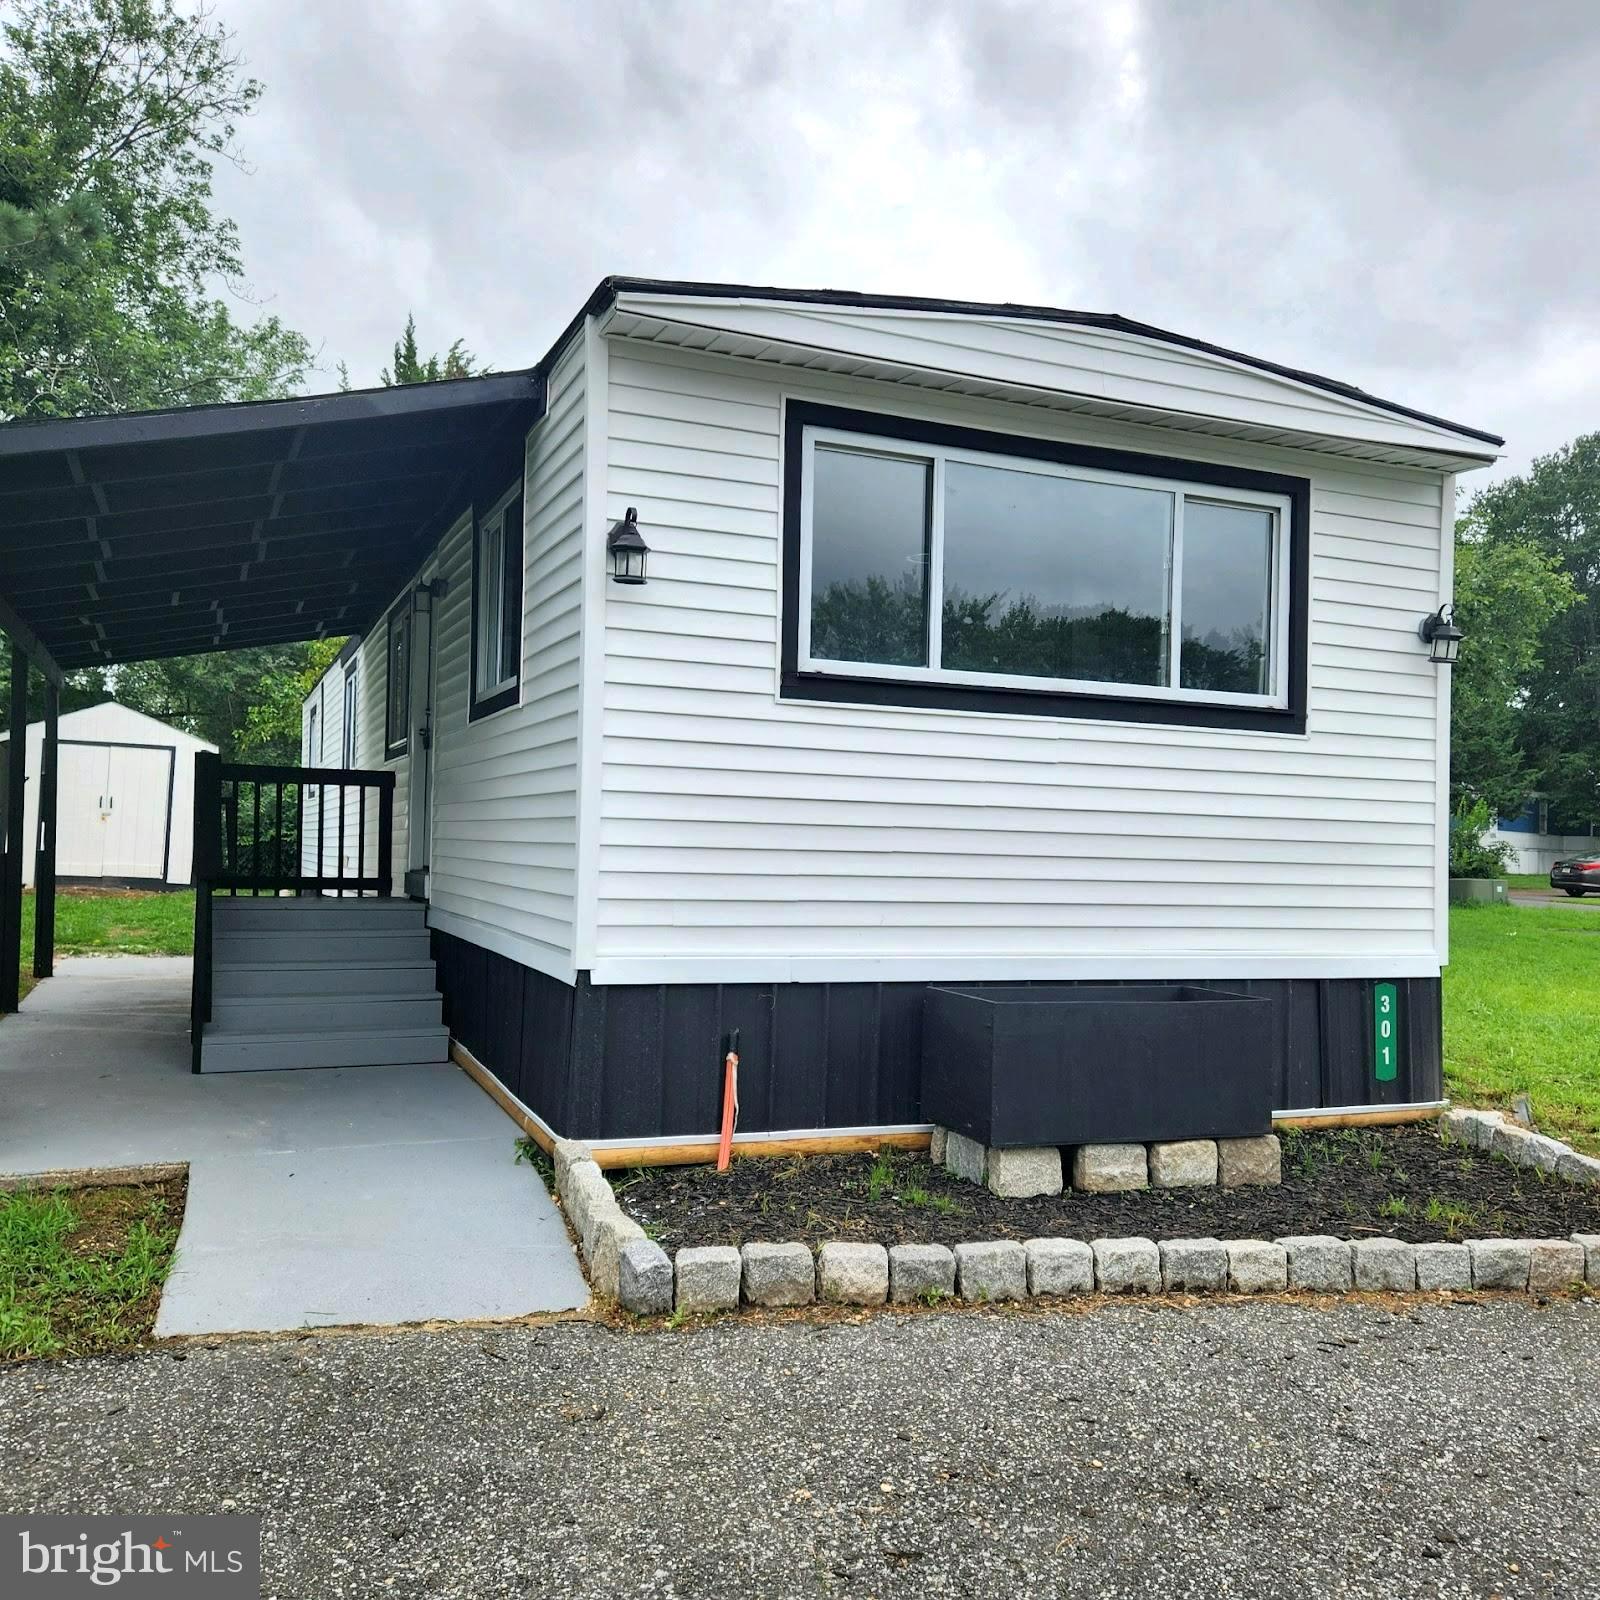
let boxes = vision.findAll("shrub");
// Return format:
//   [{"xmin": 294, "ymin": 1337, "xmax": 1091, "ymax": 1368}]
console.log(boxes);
[{"xmin": 1449, "ymin": 797, "xmax": 1513, "ymax": 878}]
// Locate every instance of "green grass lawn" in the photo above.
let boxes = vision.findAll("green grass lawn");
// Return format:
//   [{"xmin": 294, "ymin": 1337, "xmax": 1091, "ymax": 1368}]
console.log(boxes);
[
  {"xmin": 1445, "ymin": 901, "xmax": 1600, "ymax": 1153},
  {"xmin": 0, "ymin": 1179, "xmax": 183, "ymax": 1360},
  {"xmin": 22, "ymin": 887, "xmax": 193, "ymax": 958},
  {"xmin": 3, "ymin": 888, "xmax": 193, "ymax": 1010}
]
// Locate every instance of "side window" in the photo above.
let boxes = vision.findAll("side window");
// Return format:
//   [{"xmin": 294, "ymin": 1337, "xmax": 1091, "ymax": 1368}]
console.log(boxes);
[
  {"xmin": 342, "ymin": 665, "xmax": 357, "ymax": 767},
  {"xmin": 385, "ymin": 604, "xmax": 410, "ymax": 759},
  {"xmin": 471, "ymin": 485, "xmax": 524, "ymax": 719},
  {"xmin": 306, "ymin": 699, "xmax": 320, "ymax": 765}
]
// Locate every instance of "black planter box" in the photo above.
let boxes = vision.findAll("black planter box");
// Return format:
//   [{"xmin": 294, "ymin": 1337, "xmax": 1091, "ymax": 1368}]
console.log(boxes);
[{"xmin": 922, "ymin": 984, "xmax": 1276, "ymax": 1148}]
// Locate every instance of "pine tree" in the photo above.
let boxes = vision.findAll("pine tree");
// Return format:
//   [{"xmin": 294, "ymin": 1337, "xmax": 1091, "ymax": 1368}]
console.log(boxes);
[{"xmin": 380, "ymin": 314, "xmax": 480, "ymax": 386}]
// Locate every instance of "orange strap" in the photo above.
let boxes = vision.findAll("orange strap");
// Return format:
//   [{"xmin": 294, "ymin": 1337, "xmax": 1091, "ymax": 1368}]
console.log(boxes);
[{"xmin": 716, "ymin": 1049, "xmax": 739, "ymax": 1171}]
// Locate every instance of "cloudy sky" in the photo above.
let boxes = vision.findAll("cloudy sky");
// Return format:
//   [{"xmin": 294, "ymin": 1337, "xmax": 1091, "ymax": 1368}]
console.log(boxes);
[{"xmin": 208, "ymin": 0, "xmax": 1599, "ymax": 481}]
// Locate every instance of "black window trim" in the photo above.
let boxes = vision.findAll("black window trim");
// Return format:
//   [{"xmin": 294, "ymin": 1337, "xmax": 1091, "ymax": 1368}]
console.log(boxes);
[
  {"xmin": 383, "ymin": 599, "xmax": 410, "ymax": 760},
  {"xmin": 469, "ymin": 480, "xmax": 524, "ymax": 724},
  {"xmin": 780, "ymin": 400, "xmax": 1311, "ymax": 735}
]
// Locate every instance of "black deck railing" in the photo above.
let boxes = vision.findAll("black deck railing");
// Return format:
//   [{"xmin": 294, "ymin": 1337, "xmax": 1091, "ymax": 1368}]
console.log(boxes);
[{"xmin": 189, "ymin": 753, "xmax": 395, "ymax": 1069}]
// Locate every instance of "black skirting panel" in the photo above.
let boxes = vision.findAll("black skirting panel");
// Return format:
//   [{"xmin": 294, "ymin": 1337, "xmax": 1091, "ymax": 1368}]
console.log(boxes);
[{"xmin": 431, "ymin": 930, "xmax": 1443, "ymax": 1142}]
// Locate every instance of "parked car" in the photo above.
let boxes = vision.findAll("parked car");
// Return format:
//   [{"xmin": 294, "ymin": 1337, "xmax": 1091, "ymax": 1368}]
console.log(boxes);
[{"xmin": 1550, "ymin": 854, "xmax": 1600, "ymax": 896}]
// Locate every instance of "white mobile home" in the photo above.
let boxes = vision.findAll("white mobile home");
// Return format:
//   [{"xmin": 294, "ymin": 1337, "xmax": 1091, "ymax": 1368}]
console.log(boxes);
[
  {"xmin": 4, "ymin": 702, "xmax": 214, "ymax": 888},
  {"xmin": 292, "ymin": 278, "xmax": 1499, "ymax": 1147}
]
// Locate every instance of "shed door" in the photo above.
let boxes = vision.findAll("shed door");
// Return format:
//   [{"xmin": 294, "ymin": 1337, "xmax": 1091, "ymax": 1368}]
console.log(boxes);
[
  {"xmin": 56, "ymin": 744, "xmax": 111, "ymax": 877},
  {"xmin": 99, "ymin": 746, "xmax": 172, "ymax": 880}
]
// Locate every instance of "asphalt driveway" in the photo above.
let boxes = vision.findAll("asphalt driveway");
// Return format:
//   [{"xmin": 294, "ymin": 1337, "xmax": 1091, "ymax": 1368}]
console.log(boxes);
[{"xmin": 4, "ymin": 1297, "xmax": 1597, "ymax": 1598}]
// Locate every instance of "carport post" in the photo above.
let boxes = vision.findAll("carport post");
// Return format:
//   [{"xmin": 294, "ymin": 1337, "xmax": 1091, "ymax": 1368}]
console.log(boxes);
[
  {"xmin": 33, "ymin": 677, "xmax": 57, "ymax": 979},
  {"xmin": 0, "ymin": 642, "xmax": 26, "ymax": 1011}
]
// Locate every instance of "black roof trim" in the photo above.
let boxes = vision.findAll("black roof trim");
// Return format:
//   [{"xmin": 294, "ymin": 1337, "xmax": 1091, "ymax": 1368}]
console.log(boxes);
[
  {"xmin": 0, "ymin": 369, "xmax": 543, "ymax": 459},
  {"xmin": 579, "ymin": 276, "xmax": 1504, "ymax": 450}
]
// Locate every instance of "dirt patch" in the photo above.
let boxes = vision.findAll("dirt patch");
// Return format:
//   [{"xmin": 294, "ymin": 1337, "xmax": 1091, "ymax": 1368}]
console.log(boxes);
[{"xmin": 612, "ymin": 1127, "xmax": 1600, "ymax": 1251}]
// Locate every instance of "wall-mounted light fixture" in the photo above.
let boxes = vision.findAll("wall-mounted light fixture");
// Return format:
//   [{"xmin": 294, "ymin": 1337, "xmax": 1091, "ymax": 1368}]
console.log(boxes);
[
  {"xmin": 607, "ymin": 507, "xmax": 649, "ymax": 585},
  {"xmin": 1419, "ymin": 604, "xmax": 1463, "ymax": 665}
]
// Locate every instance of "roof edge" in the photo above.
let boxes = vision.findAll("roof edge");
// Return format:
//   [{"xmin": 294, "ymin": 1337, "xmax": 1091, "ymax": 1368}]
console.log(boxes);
[
  {"xmin": 0, "ymin": 368, "xmax": 544, "ymax": 460},
  {"xmin": 585, "ymin": 276, "xmax": 1504, "ymax": 451}
]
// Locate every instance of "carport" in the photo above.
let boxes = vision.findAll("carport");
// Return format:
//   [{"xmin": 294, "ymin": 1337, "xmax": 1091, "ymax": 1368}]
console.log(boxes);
[
  {"xmin": 0, "ymin": 371, "xmax": 593, "ymax": 1332},
  {"xmin": 0, "ymin": 371, "xmax": 544, "ymax": 1008}
]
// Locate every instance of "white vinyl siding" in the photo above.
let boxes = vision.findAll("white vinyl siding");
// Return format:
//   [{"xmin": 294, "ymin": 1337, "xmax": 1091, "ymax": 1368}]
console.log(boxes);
[
  {"xmin": 300, "ymin": 651, "xmax": 368, "ymax": 885},
  {"xmin": 607, "ymin": 294, "xmax": 1495, "ymax": 468},
  {"xmin": 425, "ymin": 337, "xmax": 586, "ymax": 975},
  {"xmin": 588, "ymin": 334, "xmax": 1449, "ymax": 983}
]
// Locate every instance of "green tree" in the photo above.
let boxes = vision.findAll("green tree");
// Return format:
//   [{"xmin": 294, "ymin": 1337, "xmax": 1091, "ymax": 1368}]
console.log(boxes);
[
  {"xmin": 0, "ymin": 0, "xmax": 311, "ymax": 420},
  {"xmin": 380, "ymin": 312, "xmax": 480, "ymax": 386},
  {"xmin": 238, "ymin": 636, "xmax": 342, "ymax": 761},
  {"xmin": 1465, "ymin": 437, "xmax": 1600, "ymax": 825},
  {"xmin": 1449, "ymin": 527, "xmax": 1577, "ymax": 817}
]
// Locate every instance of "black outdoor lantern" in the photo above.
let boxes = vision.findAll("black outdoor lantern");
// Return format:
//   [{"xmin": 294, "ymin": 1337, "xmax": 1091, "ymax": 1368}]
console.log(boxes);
[
  {"xmin": 1419, "ymin": 603, "xmax": 1464, "ymax": 665},
  {"xmin": 607, "ymin": 506, "xmax": 649, "ymax": 585}
]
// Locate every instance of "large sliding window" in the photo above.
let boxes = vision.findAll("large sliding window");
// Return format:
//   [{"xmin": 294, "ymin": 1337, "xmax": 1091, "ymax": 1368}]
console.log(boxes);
[
  {"xmin": 787, "ymin": 402, "xmax": 1307, "ymax": 731},
  {"xmin": 470, "ymin": 484, "xmax": 524, "ymax": 721}
]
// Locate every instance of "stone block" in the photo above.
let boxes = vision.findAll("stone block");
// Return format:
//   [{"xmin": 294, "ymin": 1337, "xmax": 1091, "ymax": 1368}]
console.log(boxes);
[
  {"xmin": 1217, "ymin": 1135, "xmax": 1281, "ymax": 1188},
  {"xmin": 564, "ymin": 1161, "xmax": 614, "ymax": 1258},
  {"xmin": 1440, "ymin": 1108, "xmax": 1501, "ymax": 1151},
  {"xmin": 1468, "ymin": 1238, "xmax": 1531, "ymax": 1291},
  {"xmin": 1279, "ymin": 1235, "xmax": 1353, "ymax": 1292},
  {"xmin": 986, "ymin": 1145, "xmax": 1064, "ymax": 1199},
  {"xmin": 1148, "ymin": 1140, "xmax": 1218, "ymax": 1188},
  {"xmin": 943, "ymin": 1129, "xmax": 987, "ymax": 1186},
  {"xmin": 588, "ymin": 1213, "xmax": 647, "ymax": 1301},
  {"xmin": 553, "ymin": 1138, "xmax": 594, "ymax": 1193},
  {"xmin": 1571, "ymin": 1234, "xmax": 1600, "ymax": 1286},
  {"xmin": 674, "ymin": 1245, "xmax": 742, "ymax": 1313},
  {"xmin": 741, "ymin": 1242, "xmax": 815, "ymax": 1307},
  {"xmin": 1225, "ymin": 1239, "xmax": 1287, "ymax": 1294},
  {"xmin": 818, "ymin": 1242, "xmax": 889, "ymax": 1305},
  {"xmin": 1495, "ymin": 1128, "xmax": 1565, "ymax": 1171},
  {"xmin": 1414, "ymin": 1242, "xmax": 1472, "ymax": 1292},
  {"xmin": 889, "ymin": 1243, "xmax": 956, "ymax": 1304},
  {"xmin": 1528, "ymin": 1238, "xmax": 1587, "ymax": 1295},
  {"xmin": 954, "ymin": 1240, "xmax": 1027, "ymax": 1302},
  {"xmin": 1071, "ymin": 1144, "xmax": 1148, "ymax": 1193},
  {"xmin": 1351, "ymin": 1237, "xmax": 1417, "ymax": 1292},
  {"xmin": 1159, "ymin": 1237, "xmax": 1227, "ymax": 1292},
  {"xmin": 1557, "ymin": 1150, "xmax": 1600, "ymax": 1187},
  {"xmin": 1024, "ymin": 1237, "xmax": 1093, "ymax": 1296},
  {"xmin": 929, "ymin": 1126, "xmax": 948, "ymax": 1166},
  {"xmin": 1092, "ymin": 1237, "xmax": 1161, "ymax": 1294},
  {"xmin": 617, "ymin": 1239, "xmax": 673, "ymax": 1315}
]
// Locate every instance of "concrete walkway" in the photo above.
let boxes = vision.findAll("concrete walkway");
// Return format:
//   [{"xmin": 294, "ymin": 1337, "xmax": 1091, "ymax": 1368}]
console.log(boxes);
[{"xmin": 0, "ymin": 957, "xmax": 588, "ymax": 1335}]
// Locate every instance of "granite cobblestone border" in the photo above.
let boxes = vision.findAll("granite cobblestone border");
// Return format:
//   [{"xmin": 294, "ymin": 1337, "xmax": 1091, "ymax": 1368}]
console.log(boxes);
[{"xmin": 550, "ymin": 1114, "xmax": 1600, "ymax": 1317}]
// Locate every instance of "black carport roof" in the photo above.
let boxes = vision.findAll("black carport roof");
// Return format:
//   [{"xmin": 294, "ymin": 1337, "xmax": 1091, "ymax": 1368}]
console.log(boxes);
[{"xmin": 0, "ymin": 370, "xmax": 544, "ymax": 673}]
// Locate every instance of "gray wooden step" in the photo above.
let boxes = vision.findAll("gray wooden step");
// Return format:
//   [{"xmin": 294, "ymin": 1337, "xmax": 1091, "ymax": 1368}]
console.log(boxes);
[
  {"xmin": 212, "ymin": 960, "xmax": 439, "ymax": 998},
  {"xmin": 213, "ymin": 928, "xmax": 431, "ymax": 964},
  {"xmin": 210, "ymin": 992, "xmax": 443, "ymax": 1032},
  {"xmin": 212, "ymin": 897, "xmax": 425, "ymax": 932},
  {"xmin": 198, "ymin": 1025, "xmax": 450, "ymax": 1073}
]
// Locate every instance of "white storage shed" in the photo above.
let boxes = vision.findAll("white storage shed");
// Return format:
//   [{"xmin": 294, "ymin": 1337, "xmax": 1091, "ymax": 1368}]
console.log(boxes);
[{"xmin": 5, "ymin": 702, "xmax": 215, "ymax": 888}]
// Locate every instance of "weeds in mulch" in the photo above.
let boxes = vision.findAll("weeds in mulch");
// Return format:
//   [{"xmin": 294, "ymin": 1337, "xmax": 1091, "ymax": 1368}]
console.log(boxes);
[
  {"xmin": 613, "ymin": 1127, "xmax": 1600, "ymax": 1253},
  {"xmin": 0, "ymin": 1178, "xmax": 184, "ymax": 1362}
]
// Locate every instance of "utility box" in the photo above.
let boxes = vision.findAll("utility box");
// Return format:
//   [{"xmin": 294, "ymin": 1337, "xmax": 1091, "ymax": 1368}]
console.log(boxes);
[{"xmin": 922, "ymin": 984, "xmax": 1276, "ymax": 1148}]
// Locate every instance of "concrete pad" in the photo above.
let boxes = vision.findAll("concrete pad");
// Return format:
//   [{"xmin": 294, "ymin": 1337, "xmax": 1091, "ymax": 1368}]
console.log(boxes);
[{"xmin": 1, "ymin": 956, "xmax": 588, "ymax": 1335}]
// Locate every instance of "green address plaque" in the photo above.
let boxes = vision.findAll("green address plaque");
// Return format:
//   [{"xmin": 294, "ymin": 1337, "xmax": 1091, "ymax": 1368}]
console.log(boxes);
[{"xmin": 1373, "ymin": 981, "xmax": 1400, "ymax": 1083}]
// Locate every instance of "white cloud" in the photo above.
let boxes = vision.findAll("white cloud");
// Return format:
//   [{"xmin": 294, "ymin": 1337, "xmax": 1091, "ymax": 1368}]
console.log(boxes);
[{"xmin": 208, "ymin": 0, "xmax": 1600, "ymax": 479}]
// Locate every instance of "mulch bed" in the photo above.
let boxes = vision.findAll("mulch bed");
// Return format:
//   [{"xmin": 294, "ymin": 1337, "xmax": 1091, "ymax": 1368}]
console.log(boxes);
[{"xmin": 612, "ymin": 1127, "xmax": 1600, "ymax": 1252}]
